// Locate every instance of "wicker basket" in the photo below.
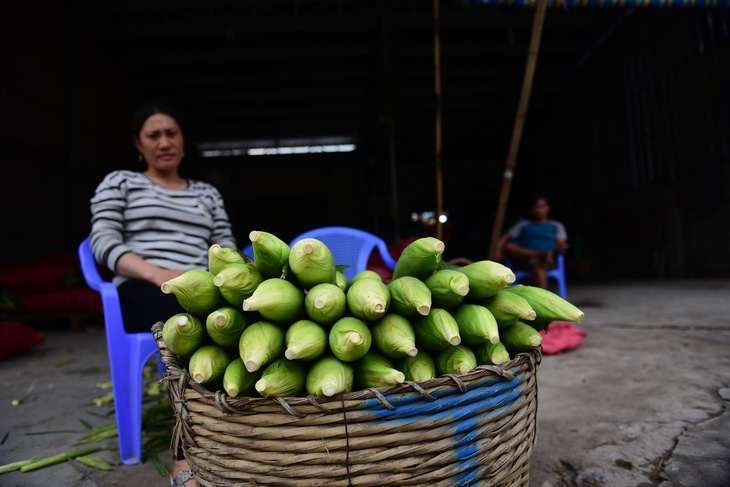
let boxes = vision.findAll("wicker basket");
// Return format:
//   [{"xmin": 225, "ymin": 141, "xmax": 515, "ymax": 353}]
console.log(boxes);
[{"xmin": 152, "ymin": 322, "xmax": 540, "ymax": 487}]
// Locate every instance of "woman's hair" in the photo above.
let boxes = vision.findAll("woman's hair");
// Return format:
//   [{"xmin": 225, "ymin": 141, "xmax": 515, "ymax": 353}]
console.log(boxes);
[{"xmin": 131, "ymin": 101, "xmax": 183, "ymax": 139}]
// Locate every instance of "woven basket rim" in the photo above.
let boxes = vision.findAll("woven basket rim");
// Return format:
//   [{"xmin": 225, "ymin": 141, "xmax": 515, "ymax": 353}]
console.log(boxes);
[{"xmin": 152, "ymin": 321, "xmax": 541, "ymax": 415}]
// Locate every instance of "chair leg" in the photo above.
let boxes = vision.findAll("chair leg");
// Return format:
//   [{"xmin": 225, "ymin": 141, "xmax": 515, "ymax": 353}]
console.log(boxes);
[{"xmin": 109, "ymin": 347, "xmax": 146, "ymax": 465}]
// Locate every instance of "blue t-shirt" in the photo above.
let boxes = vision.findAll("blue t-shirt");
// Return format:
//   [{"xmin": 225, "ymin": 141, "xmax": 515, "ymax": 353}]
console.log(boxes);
[{"xmin": 507, "ymin": 219, "xmax": 567, "ymax": 252}]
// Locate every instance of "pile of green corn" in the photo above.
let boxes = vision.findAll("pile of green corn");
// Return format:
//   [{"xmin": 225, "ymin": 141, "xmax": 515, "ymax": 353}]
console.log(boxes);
[{"xmin": 160, "ymin": 231, "xmax": 584, "ymax": 399}]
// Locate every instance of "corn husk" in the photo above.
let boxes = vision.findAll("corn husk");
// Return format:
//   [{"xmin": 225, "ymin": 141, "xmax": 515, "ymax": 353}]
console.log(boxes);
[
  {"xmin": 350, "ymin": 270, "xmax": 383, "ymax": 284},
  {"xmin": 189, "ymin": 344, "xmax": 235, "ymax": 385},
  {"xmin": 288, "ymin": 238, "xmax": 337, "ymax": 290},
  {"xmin": 284, "ymin": 319, "xmax": 328, "ymax": 361},
  {"xmin": 370, "ymin": 313, "xmax": 418, "ymax": 359},
  {"xmin": 481, "ymin": 289, "xmax": 536, "ymax": 328},
  {"xmin": 162, "ymin": 313, "xmax": 207, "ymax": 357},
  {"xmin": 213, "ymin": 262, "xmax": 263, "ymax": 308},
  {"xmin": 161, "ymin": 269, "xmax": 228, "ymax": 316},
  {"xmin": 435, "ymin": 344, "xmax": 478, "ymax": 375},
  {"xmin": 306, "ymin": 355, "xmax": 354, "ymax": 397},
  {"xmin": 328, "ymin": 316, "xmax": 372, "ymax": 362},
  {"xmin": 412, "ymin": 307, "xmax": 461, "ymax": 352},
  {"xmin": 502, "ymin": 285, "xmax": 585, "ymax": 322},
  {"xmin": 391, "ymin": 237, "xmax": 445, "ymax": 281},
  {"xmin": 459, "ymin": 260, "xmax": 515, "ymax": 302},
  {"xmin": 423, "ymin": 269, "xmax": 470, "ymax": 309},
  {"xmin": 223, "ymin": 357, "xmax": 261, "ymax": 397},
  {"xmin": 353, "ymin": 350, "xmax": 405, "ymax": 389},
  {"xmin": 472, "ymin": 341, "xmax": 511, "ymax": 365},
  {"xmin": 242, "ymin": 278, "xmax": 305, "ymax": 325},
  {"xmin": 500, "ymin": 320, "xmax": 544, "ymax": 354},
  {"xmin": 205, "ymin": 307, "xmax": 249, "ymax": 351},
  {"xmin": 335, "ymin": 271, "xmax": 350, "ymax": 293},
  {"xmin": 304, "ymin": 283, "xmax": 347, "ymax": 326},
  {"xmin": 255, "ymin": 357, "xmax": 308, "ymax": 397},
  {"xmin": 397, "ymin": 351, "xmax": 436, "ymax": 382},
  {"xmin": 239, "ymin": 321, "xmax": 285, "ymax": 372},
  {"xmin": 346, "ymin": 277, "xmax": 390, "ymax": 322},
  {"xmin": 451, "ymin": 303, "xmax": 500, "ymax": 345},
  {"xmin": 249, "ymin": 230, "xmax": 291, "ymax": 279},
  {"xmin": 387, "ymin": 276, "xmax": 432, "ymax": 318},
  {"xmin": 208, "ymin": 244, "xmax": 249, "ymax": 275}
]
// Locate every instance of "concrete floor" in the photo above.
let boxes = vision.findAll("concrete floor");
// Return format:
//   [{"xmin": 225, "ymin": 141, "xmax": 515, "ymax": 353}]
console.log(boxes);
[{"xmin": 1, "ymin": 278, "xmax": 729, "ymax": 487}]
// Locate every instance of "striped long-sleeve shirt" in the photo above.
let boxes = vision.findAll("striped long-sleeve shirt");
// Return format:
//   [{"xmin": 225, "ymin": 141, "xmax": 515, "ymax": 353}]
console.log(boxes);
[{"xmin": 89, "ymin": 170, "xmax": 238, "ymax": 286}]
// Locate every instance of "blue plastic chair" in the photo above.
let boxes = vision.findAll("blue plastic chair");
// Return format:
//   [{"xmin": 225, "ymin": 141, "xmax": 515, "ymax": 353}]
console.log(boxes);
[
  {"xmin": 77, "ymin": 237, "xmax": 160, "ymax": 465},
  {"xmin": 242, "ymin": 243, "xmax": 254, "ymax": 261},
  {"xmin": 504, "ymin": 248, "xmax": 568, "ymax": 299},
  {"xmin": 288, "ymin": 226, "xmax": 397, "ymax": 281}
]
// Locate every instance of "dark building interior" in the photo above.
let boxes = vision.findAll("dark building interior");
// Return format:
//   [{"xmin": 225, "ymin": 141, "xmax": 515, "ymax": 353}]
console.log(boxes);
[{"xmin": 2, "ymin": 0, "xmax": 729, "ymax": 284}]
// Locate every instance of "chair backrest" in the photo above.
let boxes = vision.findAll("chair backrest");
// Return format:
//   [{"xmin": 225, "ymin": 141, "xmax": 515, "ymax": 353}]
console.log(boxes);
[{"xmin": 288, "ymin": 226, "xmax": 397, "ymax": 281}]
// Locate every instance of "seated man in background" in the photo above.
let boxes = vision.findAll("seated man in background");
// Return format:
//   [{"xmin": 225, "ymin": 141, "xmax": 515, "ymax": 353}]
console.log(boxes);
[{"xmin": 497, "ymin": 195, "xmax": 567, "ymax": 290}]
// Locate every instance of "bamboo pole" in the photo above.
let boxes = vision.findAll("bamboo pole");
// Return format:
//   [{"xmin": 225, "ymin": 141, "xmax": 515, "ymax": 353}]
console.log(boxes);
[
  {"xmin": 434, "ymin": 0, "xmax": 444, "ymax": 241},
  {"xmin": 488, "ymin": 0, "xmax": 549, "ymax": 260}
]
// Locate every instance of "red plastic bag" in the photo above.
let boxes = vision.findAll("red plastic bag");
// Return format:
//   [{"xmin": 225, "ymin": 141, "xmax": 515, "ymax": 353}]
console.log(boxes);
[{"xmin": 540, "ymin": 321, "xmax": 587, "ymax": 355}]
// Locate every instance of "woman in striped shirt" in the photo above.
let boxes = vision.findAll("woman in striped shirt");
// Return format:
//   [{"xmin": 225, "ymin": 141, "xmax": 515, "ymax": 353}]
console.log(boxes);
[
  {"xmin": 90, "ymin": 102, "xmax": 236, "ymax": 487},
  {"xmin": 89, "ymin": 102, "xmax": 238, "ymax": 333}
]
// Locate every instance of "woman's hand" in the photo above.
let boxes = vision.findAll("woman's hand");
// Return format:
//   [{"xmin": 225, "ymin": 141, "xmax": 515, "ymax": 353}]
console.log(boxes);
[{"xmin": 116, "ymin": 253, "xmax": 186, "ymax": 287}]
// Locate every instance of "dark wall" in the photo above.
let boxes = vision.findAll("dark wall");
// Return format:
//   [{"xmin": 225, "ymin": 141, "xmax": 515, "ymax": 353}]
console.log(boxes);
[
  {"xmin": 514, "ymin": 9, "xmax": 730, "ymax": 279},
  {"xmin": 2, "ymin": 4, "xmax": 728, "ymax": 280}
]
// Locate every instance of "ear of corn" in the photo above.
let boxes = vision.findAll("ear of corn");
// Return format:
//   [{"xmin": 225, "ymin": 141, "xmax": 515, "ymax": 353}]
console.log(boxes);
[
  {"xmin": 412, "ymin": 308, "xmax": 461, "ymax": 351},
  {"xmin": 284, "ymin": 319, "xmax": 328, "ymax": 361},
  {"xmin": 500, "ymin": 320, "xmax": 544, "ymax": 354},
  {"xmin": 335, "ymin": 271, "xmax": 350, "ymax": 293},
  {"xmin": 451, "ymin": 303, "xmax": 500, "ymax": 345},
  {"xmin": 306, "ymin": 355, "xmax": 354, "ymax": 397},
  {"xmin": 162, "ymin": 313, "xmax": 207, "ymax": 357},
  {"xmin": 353, "ymin": 350, "xmax": 405, "ymax": 389},
  {"xmin": 288, "ymin": 238, "xmax": 337, "ymax": 290},
  {"xmin": 304, "ymin": 283, "xmax": 347, "ymax": 326},
  {"xmin": 391, "ymin": 237, "xmax": 445, "ymax": 281},
  {"xmin": 350, "ymin": 270, "xmax": 383, "ymax": 283},
  {"xmin": 205, "ymin": 306, "xmax": 249, "ymax": 351},
  {"xmin": 473, "ymin": 341, "xmax": 511, "ymax": 365},
  {"xmin": 370, "ymin": 313, "xmax": 418, "ymax": 359},
  {"xmin": 255, "ymin": 357, "xmax": 308, "ymax": 397},
  {"xmin": 503, "ymin": 285, "xmax": 585, "ymax": 322},
  {"xmin": 223, "ymin": 357, "xmax": 261, "ymax": 397},
  {"xmin": 242, "ymin": 278, "xmax": 305, "ymax": 325},
  {"xmin": 208, "ymin": 244, "xmax": 249, "ymax": 275},
  {"xmin": 239, "ymin": 321, "xmax": 285, "ymax": 372},
  {"xmin": 346, "ymin": 277, "xmax": 391, "ymax": 321},
  {"xmin": 458, "ymin": 260, "xmax": 515, "ymax": 302},
  {"xmin": 328, "ymin": 317, "xmax": 372, "ymax": 362},
  {"xmin": 481, "ymin": 289, "xmax": 536, "ymax": 328},
  {"xmin": 423, "ymin": 269, "xmax": 470, "ymax": 309},
  {"xmin": 387, "ymin": 276, "xmax": 432, "ymax": 317},
  {"xmin": 397, "ymin": 351, "xmax": 436, "ymax": 382},
  {"xmin": 161, "ymin": 269, "xmax": 228, "ymax": 316},
  {"xmin": 189, "ymin": 344, "xmax": 236, "ymax": 385},
  {"xmin": 213, "ymin": 262, "xmax": 264, "ymax": 308},
  {"xmin": 435, "ymin": 344, "xmax": 478, "ymax": 375},
  {"xmin": 249, "ymin": 230, "xmax": 291, "ymax": 279}
]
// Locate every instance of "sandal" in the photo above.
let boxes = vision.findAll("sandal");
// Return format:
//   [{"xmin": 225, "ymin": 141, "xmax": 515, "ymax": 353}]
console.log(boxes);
[{"xmin": 170, "ymin": 469, "xmax": 195, "ymax": 487}]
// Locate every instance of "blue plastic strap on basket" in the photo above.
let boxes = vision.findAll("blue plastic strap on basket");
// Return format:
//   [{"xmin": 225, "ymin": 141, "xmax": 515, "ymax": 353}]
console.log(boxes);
[
  {"xmin": 356, "ymin": 373, "xmax": 524, "ymax": 420},
  {"xmin": 361, "ymin": 382, "xmax": 527, "ymax": 439}
]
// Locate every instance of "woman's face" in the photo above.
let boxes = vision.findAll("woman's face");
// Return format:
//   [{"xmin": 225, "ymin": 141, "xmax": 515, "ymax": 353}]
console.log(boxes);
[{"xmin": 134, "ymin": 113, "xmax": 184, "ymax": 173}]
